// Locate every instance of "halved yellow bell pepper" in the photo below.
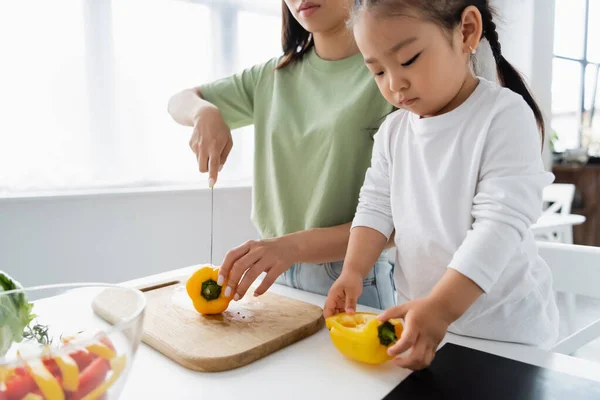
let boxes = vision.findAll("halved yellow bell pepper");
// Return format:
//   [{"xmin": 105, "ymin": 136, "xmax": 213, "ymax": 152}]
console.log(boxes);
[
  {"xmin": 325, "ymin": 312, "xmax": 404, "ymax": 364},
  {"xmin": 186, "ymin": 265, "xmax": 232, "ymax": 315}
]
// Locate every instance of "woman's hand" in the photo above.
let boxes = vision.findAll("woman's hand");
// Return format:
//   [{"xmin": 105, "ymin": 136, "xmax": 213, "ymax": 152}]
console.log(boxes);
[
  {"xmin": 190, "ymin": 106, "xmax": 233, "ymax": 186},
  {"xmin": 217, "ymin": 237, "xmax": 300, "ymax": 300}
]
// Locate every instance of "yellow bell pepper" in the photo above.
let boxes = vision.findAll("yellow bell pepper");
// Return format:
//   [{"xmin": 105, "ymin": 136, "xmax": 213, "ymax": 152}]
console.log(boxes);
[
  {"xmin": 186, "ymin": 265, "xmax": 232, "ymax": 315},
  {"xmin": 0, "ymin": 365, "xmax": 13, "ymax": 384},
  {"xmin": 53, "ymin": 353, "xmax": 80, "ymax": 392},
  {"xmin": 325, "ymin": 312, "xmax": 404, "ymax": 365},
  {"xmin": 86, "ymin": 342, "xmax": 117, "ymax": 360},
  {"xmin": 25, "ymin": 359, "xmax": 65, "ymax": 400}
]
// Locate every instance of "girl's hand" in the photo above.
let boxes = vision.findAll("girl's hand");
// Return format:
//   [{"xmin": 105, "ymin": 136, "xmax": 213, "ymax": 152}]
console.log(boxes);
[
  {"xmin": 378, "ymin": 297, "xmax": 452, "ymax": 370},
  {"xmin": 323, "ymin": 271, "xmax": 364, "ymax": 318},
  {"xmin": 190, "ymin": 106, "xmax": 233, "ymax": 186},
  {"xmin": 217, "ymin": 237, "xmax": 299, "ymax": 301}
]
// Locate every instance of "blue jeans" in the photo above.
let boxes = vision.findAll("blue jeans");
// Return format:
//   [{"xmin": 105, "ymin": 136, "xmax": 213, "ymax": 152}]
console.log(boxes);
[{"xmin": 275, "ymin": 253, "xmax": 397, "ymax": 310}]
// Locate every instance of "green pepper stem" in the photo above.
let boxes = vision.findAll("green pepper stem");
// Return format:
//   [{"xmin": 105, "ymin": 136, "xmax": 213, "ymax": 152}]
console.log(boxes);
[
  {"xmin": 201, "ymin": 279, "xmax": 222, "ymax": 301},
  {"xmin": 378, "ymin": 321, "xmax": 397, "ymax": 346}
]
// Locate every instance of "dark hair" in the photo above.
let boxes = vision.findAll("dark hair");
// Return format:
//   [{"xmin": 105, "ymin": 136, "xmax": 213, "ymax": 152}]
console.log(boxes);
[
  {"xmin": 353, "ymin": 0, "xmax": 545, "ymax": 143},
  {"xmin": 276, "ymin": 1, "xmax": 314, "ymax": 69}
]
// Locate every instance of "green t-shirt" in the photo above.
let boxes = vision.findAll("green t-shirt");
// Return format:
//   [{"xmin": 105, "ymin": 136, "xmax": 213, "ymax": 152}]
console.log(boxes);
[{"xmin": 200, "ymin": 49, "xmax": 394, "ymax": 239}]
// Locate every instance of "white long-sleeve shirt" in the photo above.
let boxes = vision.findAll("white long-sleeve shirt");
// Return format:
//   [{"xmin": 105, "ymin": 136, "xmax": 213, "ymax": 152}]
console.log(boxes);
[{"xmin": 352, "ymin": 78, "xmax": 559, "ymax": 348}]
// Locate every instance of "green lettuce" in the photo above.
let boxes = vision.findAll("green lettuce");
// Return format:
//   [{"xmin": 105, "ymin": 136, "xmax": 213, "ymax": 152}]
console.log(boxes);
[{"xmin": 0, "ymin": 271, "xmax": 35, "ymax": 357}]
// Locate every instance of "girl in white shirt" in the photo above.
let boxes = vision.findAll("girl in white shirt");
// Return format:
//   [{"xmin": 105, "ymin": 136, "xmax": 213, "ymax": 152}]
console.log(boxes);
[{"xmin": 323, "ymin": 0, "xmax": 559, "ymax": 370}]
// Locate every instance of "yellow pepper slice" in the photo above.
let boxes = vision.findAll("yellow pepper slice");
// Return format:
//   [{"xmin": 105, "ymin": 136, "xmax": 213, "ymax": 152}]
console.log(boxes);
[
  {"xmin": 26, "ymin": 359, "xmax": 65, "ymax": 400},
  {"xmin": 325, "ymin": 312, "xmax": 404, "ymax": 365},
  {"xmin": 186, "ymin": 265, "xmax": 232, "ymax": 315},
  {"xmin": 0, "ymin": 365, "xmax": 14, "ymax": 391},
  {"xmin": 81, "ymin": 354, "xmax": 127, "ymax": 400},
  {"xmin": 0, "ymin": 365, "xmax": 13, "ymax": 380},
  {"xmin": 86, "ymin": 342, "xmax": 116, "ymax": 360},
  {"xmin": 54, "ymin": 353, "xmax": 80, "ymax": 392},
  {"xmin": 21, "ymin": 394, "xmax": 45, "ymax": 400}
]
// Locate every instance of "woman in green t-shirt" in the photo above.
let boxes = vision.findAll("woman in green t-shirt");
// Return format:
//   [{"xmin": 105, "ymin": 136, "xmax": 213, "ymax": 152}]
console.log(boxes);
[{"xmin": 167, "ymin": 0, "xmax": 396, "ymax": 311}]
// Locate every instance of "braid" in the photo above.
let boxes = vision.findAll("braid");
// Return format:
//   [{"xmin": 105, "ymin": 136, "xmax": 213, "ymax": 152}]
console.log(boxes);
[
  {"xmin": 479, "ymin": 3, "xmax": 546, "ymax": 143},
  {"xmin": 480, "ymin": 9, "xmax": 503, "ymax": 82},
  {"xmin": 481, "ymin": 14, "xmax": 501, "ymax": 65}
]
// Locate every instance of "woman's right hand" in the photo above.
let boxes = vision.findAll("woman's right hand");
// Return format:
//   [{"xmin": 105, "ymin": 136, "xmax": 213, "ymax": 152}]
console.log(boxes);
[{"xmin": 190, "ymin": 106, "xmax": 233, "ymax": 187}]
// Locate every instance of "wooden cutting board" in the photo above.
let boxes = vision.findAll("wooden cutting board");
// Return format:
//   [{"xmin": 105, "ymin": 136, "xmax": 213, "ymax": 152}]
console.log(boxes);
[{"xmin": 92, "ymin": 274, "xmax": 325, "ymax": 372}]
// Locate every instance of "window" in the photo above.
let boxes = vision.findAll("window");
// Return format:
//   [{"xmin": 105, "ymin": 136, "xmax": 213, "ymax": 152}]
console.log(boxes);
[
  {"xmin": 0, "ymin": 1, "xmax": 89, "ymax": 194},
  {"xmin": 0, "ymin": 0, "xmax": 282, "ymax": 195},
  {"xmin": 551, "ymin": 0, "xmax": 600, "ymax": 154}
]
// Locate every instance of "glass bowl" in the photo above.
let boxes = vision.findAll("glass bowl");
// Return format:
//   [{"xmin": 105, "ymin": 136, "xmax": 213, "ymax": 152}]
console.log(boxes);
[{"xmin": 0, "ymin": 283, "xmax": 146, "ymax": 400}]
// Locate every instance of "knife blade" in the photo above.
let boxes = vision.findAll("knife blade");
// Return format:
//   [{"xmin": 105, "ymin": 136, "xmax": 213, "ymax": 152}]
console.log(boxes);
[{"xmin": 210, "ymin": 185, "xmax": 214, "ymax": 267}]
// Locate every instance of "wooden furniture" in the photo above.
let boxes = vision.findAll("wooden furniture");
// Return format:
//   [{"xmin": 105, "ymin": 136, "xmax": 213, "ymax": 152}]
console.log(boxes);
[{"xmin": 552, "ymin": 163, "xmax": 600, "ymax": 246}]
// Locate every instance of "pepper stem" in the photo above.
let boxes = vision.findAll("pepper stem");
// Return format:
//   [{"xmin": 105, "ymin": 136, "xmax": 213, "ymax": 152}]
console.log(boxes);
[
  {"xmin": 378, "ymin": 321, "xmax": 397, "ymax": 346},
  {"xmin": 201, "ymin": 279, "xmax": 222, "ymax": 301}
]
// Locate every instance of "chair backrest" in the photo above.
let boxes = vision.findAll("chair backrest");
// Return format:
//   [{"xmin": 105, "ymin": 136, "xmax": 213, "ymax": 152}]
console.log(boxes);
[
  {"xmin": 542, "ymin": 183, "xmax": 575, "ymax": 216},
  {"xmin": 537, "ymin": 241, "xmax": 600, "ymax": 299},
  {"xmin": 538, "ymin": 241, "xmax": 600, "ymax": 355}
]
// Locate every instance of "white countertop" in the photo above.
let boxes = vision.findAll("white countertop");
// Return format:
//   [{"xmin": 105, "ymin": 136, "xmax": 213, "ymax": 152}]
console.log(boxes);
[{"xmin": 120, "ymin": 266, "xmax": 600, "ymax": 400}]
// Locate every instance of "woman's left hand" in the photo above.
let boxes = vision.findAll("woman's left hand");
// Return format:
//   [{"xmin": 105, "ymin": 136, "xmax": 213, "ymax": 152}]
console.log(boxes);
[
  {"xmin": 378, "ymin": 297, "xmax": 452, "ymax": 370},
  {"xmin": 217, "ymin": 237, "xmax": 299, "ymax": 301}
]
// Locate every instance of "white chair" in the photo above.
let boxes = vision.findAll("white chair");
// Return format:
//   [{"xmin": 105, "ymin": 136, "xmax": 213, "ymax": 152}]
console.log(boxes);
[
  {"xmin": 538, "ymin": 184, "xmax": 579, "ymax": 334},
  {"xmin": 538, "ymin": 241, "xmax": 600, "ymax": 356},
  {"xmin": 539, "ymin": 183, "xmax": 576, "ymax": 243}
]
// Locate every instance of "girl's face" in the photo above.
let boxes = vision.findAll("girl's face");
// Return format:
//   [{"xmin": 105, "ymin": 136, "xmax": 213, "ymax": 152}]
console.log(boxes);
[
  {"xmin": 284, "ymin": 0, "xmax": 353, "ymax": 34},
  {"xmin": 353, "ymin": 8, "xmax": 473, "ymax": 118}
]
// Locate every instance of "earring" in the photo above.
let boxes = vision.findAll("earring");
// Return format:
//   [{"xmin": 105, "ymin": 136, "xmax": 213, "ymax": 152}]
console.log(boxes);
[{"xmin": 469, "ymin": 46, "xmax": 477, "ymax": 55}]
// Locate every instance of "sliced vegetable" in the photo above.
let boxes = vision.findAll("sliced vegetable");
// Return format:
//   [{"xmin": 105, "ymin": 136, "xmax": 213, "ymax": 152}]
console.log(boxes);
[
  {"xmin": 0, "ymin": 366, "xmax": 12, "ymax": 388},
  {"xmin": 63, "ymin": 350, "xmax": 95, "ymax": 372},
  {"xmin": 54, "ymin": 354, "xmax": 79, "ymax": 392},
  {"xmin": 2, "ymin": 331, "xmax": 124, "ymax": 400},
  {"xmin": 84, "ymin": 343, "xmax": 115, "ymax": 361},
  {"xmin": 68, "ymin": 357, "xmax": 111, "ymax": 400},
  {"xmin": 325, "ymin": 312, "xmax": 404, "ymax": 365},
  {"xmin": 21, "ymin": 393, "xmax": 44, "ymax": 400},
  {"xmin": 97, "ymin": 338, "xmax": 114, "ymax": 354},
  {"xmin": 15, "ymin": 357, "xmax": 60, "ymax": 379},
  {"xmin": 39, "ymin": 359, "xmax": 60, "ymax": 378},
  {"xmin": 25, "ymin": 359, "xmax": 64, "ymax": 400},
  {"xmin": 186, "ymin": 265, "xmax": 232, "ymax": 315},
  {"xmin": 2, "ymin": 369, "xmax": 37, "ymax": 399},
  {"xmin": 80, "ymin": 355, "xmax": 126, "ymax": 400}
]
